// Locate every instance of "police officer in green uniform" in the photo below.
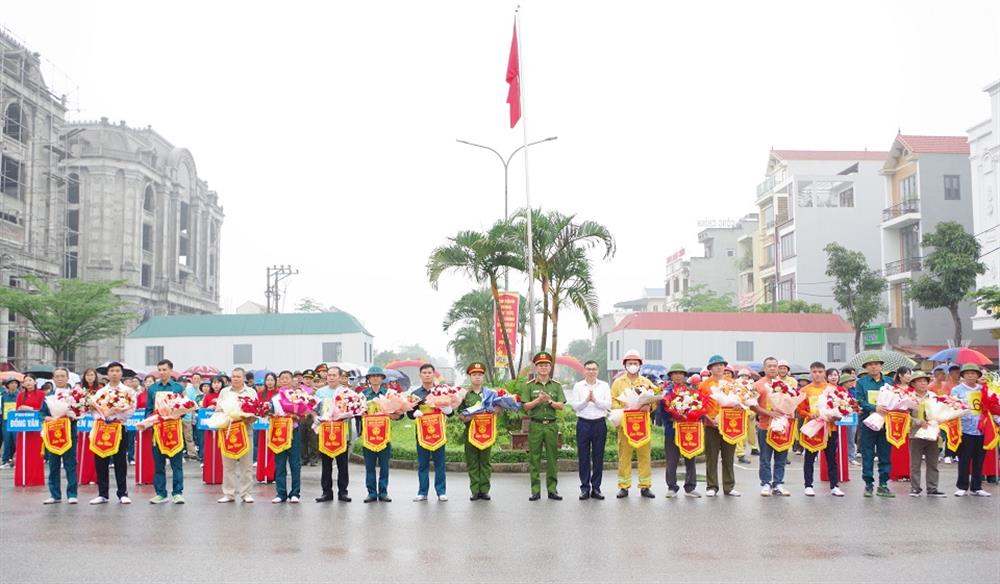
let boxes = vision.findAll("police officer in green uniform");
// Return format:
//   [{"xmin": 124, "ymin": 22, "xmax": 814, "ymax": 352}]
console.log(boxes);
[
  {"xmin": 459, "ymin": 362, "xmax": 493, "ymax": 501},
  {"xmin": 521, "ymin": 352, "xmax": 566, "ymax": 501}
]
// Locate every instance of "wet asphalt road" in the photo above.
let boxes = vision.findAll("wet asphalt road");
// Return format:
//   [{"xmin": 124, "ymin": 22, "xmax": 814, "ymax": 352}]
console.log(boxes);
[{"xmin": 1, "ymin": 458, "xmax": 998, "ymax": 584}]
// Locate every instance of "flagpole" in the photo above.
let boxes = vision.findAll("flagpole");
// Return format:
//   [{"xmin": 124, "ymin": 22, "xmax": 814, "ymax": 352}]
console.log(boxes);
[{"xmin": 515, "ymin": 6, "xmax": 537, "ymax": 358}]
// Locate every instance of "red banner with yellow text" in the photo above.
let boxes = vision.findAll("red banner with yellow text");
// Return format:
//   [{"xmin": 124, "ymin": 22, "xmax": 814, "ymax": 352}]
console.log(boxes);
[
  {"xmin": 494, "ymin": 292, "xmax": 519, "ymax": 370},
  {"xmin": 468, "ymin": 413, "xmax": 497, "ymax": 450},
  {"xmin": 91, "ymin": 419, "xmax": 123, "ymax": 457},
  {"xmin": 675, "ymin": 421, "xmax": 704, "ymax": 458},
  {"xmin": 318, "ymin": 420, "xmax": 349, "ymax": 458},
  {"xmin": 42, "ymin": 417, "xmax": 73, "ymax": 456}
]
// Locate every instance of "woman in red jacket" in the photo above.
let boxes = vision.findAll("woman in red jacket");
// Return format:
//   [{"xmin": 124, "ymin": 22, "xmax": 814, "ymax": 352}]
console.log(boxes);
[{"xmin": 256, "ymin": 373, "xmax": 279, "ymax": 483}]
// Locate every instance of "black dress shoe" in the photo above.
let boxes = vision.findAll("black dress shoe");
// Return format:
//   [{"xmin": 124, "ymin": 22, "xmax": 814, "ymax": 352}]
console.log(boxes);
[
  {"xmin": 591, "ymin": 490, "xmax": 605, "ymax": 500},
  {"xmin": 363, "ymin": 496, "xmax": 377, "ymax": 503},
  {"xmin": 378, "ymin": 496, "xmax": 392, "ymax": 503},
  {"xmin": 528, "ymin": 493, "xmax": 541, "ymax": 501},
  {"xmin": 470, "ymin": 494, "xmax": 481, "ymax": 501},
  {"xmin": 579, "ymin": 491, "xmax": 591, "ymax": 500},
  {"xmin": 640, "ymin": 488, "xmax": 655, "ymax": 499},
  {"xmin": 479, "ymin": 493, "xmax": 491, "ymax": 500},
  {"xmin": 617, "ymin": 488, "xmax": 629, "ymax": 498},
  {"xmin": 548, "ymin": 491, "xmax": 562, "ymax": 500},
  {"xmin": 315, "ymin": 494, "xmax": 333, "ymax": 503},
  {"xmin": 338, "ymin": 495, "xmax": 352, "ymax": 502}
]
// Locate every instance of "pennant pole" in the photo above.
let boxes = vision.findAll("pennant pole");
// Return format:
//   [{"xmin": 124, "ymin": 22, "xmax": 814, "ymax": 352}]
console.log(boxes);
[{"xmin": 515, "ymin": 5, "xmax": 537, "ymax": 356}]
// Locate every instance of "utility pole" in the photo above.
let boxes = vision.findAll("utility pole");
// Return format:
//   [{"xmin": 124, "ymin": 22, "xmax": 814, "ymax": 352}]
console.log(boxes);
[{"xmin": 265, "ymin": 265, "xmax": 298, "ymax": 313}]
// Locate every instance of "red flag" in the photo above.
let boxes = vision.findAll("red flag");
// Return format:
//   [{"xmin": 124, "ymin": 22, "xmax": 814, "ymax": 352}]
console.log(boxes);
[{"xmin": 506, "ymin": 22, "xmax": 521, "ymax": 128}]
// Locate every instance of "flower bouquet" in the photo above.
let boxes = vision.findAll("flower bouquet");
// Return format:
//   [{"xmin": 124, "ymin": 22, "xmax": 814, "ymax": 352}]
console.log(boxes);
[
  {"xmin": 324, "ymin": 391, "xmax": 366, "ymax": 421},
  {"xmin": 766, "ymin": 380, "xmax": 807, "ymax": 433},
  {"xmin": 91, "ymin": 385, "xmax": 136, "ymax": 421},
  {"xmin": 272, "ymin": 387, "xmax": 319, "ymax": 417},
  {"xmin": 367, "ymin": 390, "xmax": 418, "ymax": 416},
  {"xmin": 424, "ymin": 385, "xmax": 468, "ymax": 411},
  {"xmin": 709, "ymin": 379, "xmax": 757, "ymax": 410},
  {"xmin": 44, "ymin": 386, "xmax": 91, "ymax": 419},
  {"xmin": 801, "ymin": 386, "xmax": 858, "ymax": 439},
  {"xmin": 664, "ymin": 387, "xmax": 706, "ymax": 423},
  {"xmin": 206, "ymin": 392, "xmax": 268, "ymax": 429},
  {"xmin": 137, "ymin": 392, "xmax": 197, "ymax": 429},
  {"xmin": 914, "ymin": 395, "xmax": 969, "ymax": 441},
  {"xmin": 460, "ymin": 388, "xmax": 523, "ymax": 415},
  {"xmin": 609, "ymin": 386, "xmax": 661, "ymax": 427},
  {"xmin": 863, "ymin": 384, "xmax": 918, "ymax": 431}
]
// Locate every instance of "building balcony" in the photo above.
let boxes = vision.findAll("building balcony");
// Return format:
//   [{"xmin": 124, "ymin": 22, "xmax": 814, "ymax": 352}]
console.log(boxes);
[
  {"xmin": 884, "ymin": 257, "xmax": 922, "ymax": 278},
  {"xmin": 881, "ymin": 199, "xmax": 920, "ymax": 229}
]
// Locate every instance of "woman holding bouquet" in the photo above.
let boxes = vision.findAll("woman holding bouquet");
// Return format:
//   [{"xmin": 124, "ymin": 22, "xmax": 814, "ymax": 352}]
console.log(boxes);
[
  {"xmin": 611, "ymin": 350, "xmax": 660, "ymax": 499},
  {"xmin": 76, "ymin": 368, "xmax": 102, "ymax": 485},
  {"xmin": 217, "ymin": 368, "xmax": 258, "ymax": 503},
  {"xmin": 889, "ymin": 367, "xmax": 913, "ymax": 482},
  {"xmin": 798, "ymin": 362, "xmax": 845, "ymax": 497},
  {"xmin": 697, "ymin": 354, "xmax": 740, "ymax": 497},
  {"xmin": 256, "ymin": 372, "xmax": 279, "ymax": 483}
]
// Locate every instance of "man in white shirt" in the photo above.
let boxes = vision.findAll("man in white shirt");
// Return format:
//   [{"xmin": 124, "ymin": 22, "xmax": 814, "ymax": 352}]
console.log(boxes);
[
  {"xmin": 570, "ymin": 360, "xmax": 612, "ymax": 500},
  {"xmin": 217, "ymin": 368, "xmax": 258, "ymax": 504}
]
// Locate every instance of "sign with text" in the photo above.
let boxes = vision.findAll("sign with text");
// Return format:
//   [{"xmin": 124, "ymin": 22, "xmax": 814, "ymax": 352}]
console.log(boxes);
[
  {"xmin": 7, "ymin": 411, "xmax": 42, "ymax": 432},
  {"xmin": 494, "ymin": 291, "xmax": 519, "ymax": 370}
]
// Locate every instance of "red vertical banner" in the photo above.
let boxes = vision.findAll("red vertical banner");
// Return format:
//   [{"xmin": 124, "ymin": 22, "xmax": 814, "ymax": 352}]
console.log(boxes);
[{"xmin": 494, "ymin": 292, "xmax": 520, "ymax": 370}]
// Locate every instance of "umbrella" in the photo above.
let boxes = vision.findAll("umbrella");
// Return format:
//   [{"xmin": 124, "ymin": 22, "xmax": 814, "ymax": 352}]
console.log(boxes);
[
  {"xmin": 382, "ymin": 368, "xmax": 411, "ymax": 391},
  {"xmin": 95, "ymin": 361, "xmax": 138, "ymax": 378},
  {"xmin": 738, "ymin": 361, "xmax": 764, "ymax": 373},
  {"xmin": 927, "ymin": 347, "xmax": 992, "ymax": 366},
  {"xmin": 1, "ymin": 371, "xmax": 24, "ymax": 383},
  {"xmin": 23, "ymin": 364, "xmax": 55, "ymax": 377},
  {"xmin": 182, "ymin": 365, "xmax": 219, "ymax": 378},
  {"xmin": 252, "ymin": 369, "xmax": 275, "ymax": 385},
  {"xmin": 846, "ymin": 351, "xmax": 917, "ymax": 373},
  {"xmin": 640, "ymin": 363, "xmax": 668, "ymax": 382}
]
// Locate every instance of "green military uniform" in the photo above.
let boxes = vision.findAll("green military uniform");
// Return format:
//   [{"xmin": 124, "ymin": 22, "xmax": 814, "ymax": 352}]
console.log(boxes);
[
  {"xmin": 460, "ymin": 384, "xmax": 492, "ymax": 498},
  {"xmin": 520, "ymin": 353, "xmax": 566, "ymax": 496}
]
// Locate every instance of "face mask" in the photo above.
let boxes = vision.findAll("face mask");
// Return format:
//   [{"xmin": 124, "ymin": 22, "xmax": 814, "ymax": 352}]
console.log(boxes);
[{"xmin": 626, "ymin": 364, "xmax": 640, "ymax": 375}]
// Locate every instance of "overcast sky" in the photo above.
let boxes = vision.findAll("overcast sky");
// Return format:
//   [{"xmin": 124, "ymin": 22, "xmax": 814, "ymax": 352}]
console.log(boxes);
[{"xmin": 4, "ymin": 1, "xmax": 1000, "ymax": 364}]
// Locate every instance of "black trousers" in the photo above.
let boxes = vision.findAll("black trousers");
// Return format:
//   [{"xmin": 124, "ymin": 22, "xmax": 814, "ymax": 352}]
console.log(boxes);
[
  {"xmin": 957, "ymin": 434, "xmax": 986, "ymax": 492},
  {"xmin": 95, "ymin": 445, "xmax": 129, "ymax": 499},
  {"xmin": 320, "ymin": 451, "xmax": 349, "ymax": 496}
]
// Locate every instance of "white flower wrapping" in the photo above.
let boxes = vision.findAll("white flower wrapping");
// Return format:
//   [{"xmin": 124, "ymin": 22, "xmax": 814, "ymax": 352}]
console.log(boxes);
[
  {"xmin": 608, "ymin": 387, "xmax": 659, "ymax": 428},
  {"xmin": 800, "ymin": 387, "xmax": 849, "ymax": 439},
  {"xmin": 863, "ymin": 385, "xmax": 917, "ymax": 432},
  {"xmin": 206, "ymin": 392, "xmax": 253, "ymax": 429},
  {"xmin": 913, "ymin": 398, "xmax": 967, "ymax": 441},
  {"xmin": 766, "ymin": 391, "xmax": 807, "ymax": 433}
]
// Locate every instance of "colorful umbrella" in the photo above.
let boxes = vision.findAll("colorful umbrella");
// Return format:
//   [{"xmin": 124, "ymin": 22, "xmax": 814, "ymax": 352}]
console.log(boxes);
[
  {"xmin": 927, "ymin": 347, "xmax": 992, "ymax": 365},
  {"xmin": 182, "ymin": 365, "xmax": 220, "ymax": 378},
  {"xmin": 1, "ymin": 371, "xmax": 24, "ymax": 383},
  {"xmin": 846, "ymin": 351, "xmax": 917, "ymax": 373}
]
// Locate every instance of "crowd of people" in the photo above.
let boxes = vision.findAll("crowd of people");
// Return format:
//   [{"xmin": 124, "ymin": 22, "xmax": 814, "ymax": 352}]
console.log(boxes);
[{"xmin": 1, "ymin": 350, "xmax": 998, "ymax": 507}]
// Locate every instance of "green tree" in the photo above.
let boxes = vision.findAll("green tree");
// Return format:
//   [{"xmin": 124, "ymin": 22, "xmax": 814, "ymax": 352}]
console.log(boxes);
[
  {"xmin": 824, "ymin": 243, "xmax": 887, "ymax": 353},
  {"xmin": 678, "ymin": 284, "xmax": 737, "ymax": 312},
  {"xmin": 427, "ymin": 221, "xmax": 524, "ymax": 379},
  {"xmin": 547, "ymin": 246, "xmax": 601, "ymax": 362},
  {"xmin": 566, "ymin": 334, "xmax": 608, "ymax": 374},
  {"xmin": 442, "ymin": 289, "xmax": 496, "ymax": 381},
  {"xmin": 294, "ymin": 297, "xmax": 327, "ymax": 312},
  {"xmin": 373, "ymin": 344, "xmax": 435, "ymax": 367},
  {"xmin": 908, "ymin": 222, "xmax": 985, "ymax": 345},
  {"xmin": 755, "ymin": 299, "xmax": 830, "ymax": 313},
  {"xmin": 0, "ymin": 276, "xmax": 132, "ymax": 366},
  {"xmin": 973, "ymin": 286, "xmax": 1000, "ymax": 319}
]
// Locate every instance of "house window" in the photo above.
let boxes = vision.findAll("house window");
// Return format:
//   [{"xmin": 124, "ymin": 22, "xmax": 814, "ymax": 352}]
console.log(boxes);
[
  {"xmin": 780, "ymin": 233, "xmax": 795, "ymax": 259},
  {"xmin": 145, "ymin": 345, "xmax": 164, "ymax": 366},
  {"xmin": 900, "ymin": 175, "xmax": 917, "ymax": 200},
  {"xmin": 66, "ymin": 209, "xmax": 79, "ymax": 246},
  {"xmin": 838, "ymin": 187, "xmax": 854, "ymax": 207},
  {"xmin": 67, "ymin": 173, "xmax": 80, "ymax": 204},
  {"xmin": 233, "ymin": 344, "xmax": 253, "ymax": 364},
  {"xmin": 762, "ymin": 205, "xmax": 774, "ymax": 227},
  {"xmin": 764, "ymin": 244, "xmax": 774, "ymax": 266},
  {"xmin": 736, "ymin": 341, "xmax": 754, "ymax": 362},
  {"xmin": 6, "ymin": 331, "xmax": 15, "ymax": 358},
  {"xmin": 142, "ymin": 223, "xmax": 153, "ymax": 252},
  {"xmin": 1, "ymin": 156, "xmax": 23, "ymax": 199},
  {"xmin": 63, "ymin": 251, "xmax": 78, "ymax": 279},
  {"xmin": 322, "ymin": 342, "xmax": 343, "ymax": 363},
  {"xmin": 3, "ymin": 103, "xmax": 25, "ymax": 141},
  {"xmin": 777, "ymin": 278, "xmax": 795, "ymax": 300},
  {"xmin": 141, "ymin": 263, "xmax": 152, "ymax": 288},
  {"xmin": 944, "ymin": 175, "xmax": 961, "ymax": 200},
  {"xmin": 179, "ymin": 201, "xmax": 190, "ymax": 232},
  {"xmin": 644, "ymin": 339, "xmax": 662, "ymax": 361},
  {"xmin": 726, "ymin": 248, "xmax": 736, "ymax": 257},
  {"xmin": 827, "ymin": 342, "xmax": 846, "ymax": 363},
  {"xmin": 143, "ymin": 185, "xmax": 155, "ymax": 212},
  {"xmin": 672, "ymin": 278, "xmax": 680, "ymax": 293}
]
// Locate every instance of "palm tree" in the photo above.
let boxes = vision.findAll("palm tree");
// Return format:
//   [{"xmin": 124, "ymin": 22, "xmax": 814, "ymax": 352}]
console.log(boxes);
[
  {"xmin": 443, "ymin": 289, "xmax": 496, "ymax": 381},
  {"xmin": 512, "ymin": 209, "xmax": 614, "ymax": 359},
  {"xmin": 548, "ymin": 246, "xmax": 601, "ymax": 362},
  {"xmin": 427, "ymin": 221, "xmax": 524, "ymax": 379}
]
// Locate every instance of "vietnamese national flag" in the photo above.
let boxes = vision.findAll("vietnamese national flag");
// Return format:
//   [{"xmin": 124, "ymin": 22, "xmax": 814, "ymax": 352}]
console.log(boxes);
[{"xmin": 506, "ymin": 22, "xmax": 521, "ymax": 128}]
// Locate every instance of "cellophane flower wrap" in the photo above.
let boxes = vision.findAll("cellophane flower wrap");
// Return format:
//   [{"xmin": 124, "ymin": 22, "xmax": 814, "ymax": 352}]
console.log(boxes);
[
  {"xmin": 367, "ymin": 389, "xmax": 418, "ymax": 416},
  {"xmin": 272, "ymin": 387, "xmax": 319, "ymax": 417},
  {"xmin": 609, "ymin": 385, "xmax": 660, "ymax": 427},
  {"xmin": 460, "ymin": 388, "xmax": 522, "ymax": 415},
  {"xmin": 913, "ymin": 395, "xmax": 968, "ymax": 441},
  {"xmin": 801, "ymin": 386, "xmax": 858, "ymax": 439},
  {"xmin": 138, "ymin": 392, "xmax": 196, "ymax": 428},
  {"xmin": 326, "ymin": 391, "xmax": 366, "ymax": 421},
  {"xmin": 206, "ymin": 391, "xmax": 266, "ymax": 429},
  {"xmin": 664, "ymin": 386, "xmax": 706, "ymax": 423},
  {"xmin": 709, "ymin": 379, "xmax": 758, "ymax": 426},
  {"xmin": 424, "ymin": 385, "xmax": 468, "ymax": 410},
  {"xmin": 863, "ymin": 384, "xmax": 918, "ymax": 431},
  {"xmin": 44, "ymin": 386, "xmax": 91, "ymax": 419},
  {"xmin": 91, "ymin": 385, "xmax": 136, "ymax": 421},
  {"xmin": 767, "ymin": 380, "xmax": 807, "ymax": 433}
]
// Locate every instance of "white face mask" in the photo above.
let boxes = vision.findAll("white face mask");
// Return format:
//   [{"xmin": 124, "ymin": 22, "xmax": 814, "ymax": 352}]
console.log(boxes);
[{"xmin": 626, "ymin": 364, "xmax": 640, "ymax": 375}]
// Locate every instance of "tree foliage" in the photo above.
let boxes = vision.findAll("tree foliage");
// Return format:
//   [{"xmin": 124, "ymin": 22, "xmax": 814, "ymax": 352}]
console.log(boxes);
[
  {"xmin": 755, "ymin": 299, "xmax": 829, "ymax": 314},
  {"xmin": 0, "ymin": 276, "xmax": 132, "ymax": 366},
  {"xmin": 677, "ymin": 284, "xmax": 737, "ymax": 312},
  {"xmin": 824, "ymin": 243, "xmax": 886, "ymax": 353}
]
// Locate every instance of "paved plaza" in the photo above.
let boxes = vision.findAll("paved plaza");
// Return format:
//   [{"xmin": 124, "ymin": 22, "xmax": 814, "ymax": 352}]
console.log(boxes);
[{"xmin": 1, "ymin": 458, "xmax": 998, "ymax": 583}]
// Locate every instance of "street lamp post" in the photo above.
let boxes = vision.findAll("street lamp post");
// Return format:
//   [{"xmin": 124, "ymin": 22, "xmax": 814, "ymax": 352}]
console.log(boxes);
[{"xmin": 455, "ymin": 136, "xmax": 557, "ymax": 292}]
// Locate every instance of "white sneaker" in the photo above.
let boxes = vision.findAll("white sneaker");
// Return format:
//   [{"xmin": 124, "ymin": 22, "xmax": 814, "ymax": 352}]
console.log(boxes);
[
  {"xmin": 831, "ymin": 487, "xmax": 845, "ymax": 497},
  {"xmin": 774, "ymin": 485, "xmax": 791, "ymax": 496},
  {"xmin": 242, "ymin": 495, "xmax": 254, "ymax": 503},
  {"xmin": 289, "ymin": 496, "xmax": 300, "ymax": 503},
  {"xmin": 119, "ymin": 496, "xmax": 131, "ymax": 504},
  {"xmin": 67, "ymin": 497, "xmax": 78, "ymax": 504},
  {"xmin": 972, "ymin": 490, "xmax": 992, "ymax": 497},
  {"xmin": 271, "ymin": 496, "xmax": 285, "ymax": 504},
  {"xmin": 943, "ymin": 457, "xmax": 953, "ymax": 464},
  {"xmin": 42, "ymin": 497, "xmax": 60, "ymax": 505},
  {"xmin": 706, "ymin": 489, "xmax": 718, "ymax": 497},
  {"xmin": 89, "ymin": 496, "xmax": 108, "ymax": 505},
  {"xmin": 129, "ymin": 460, "xmax": 135, "ymax": 465},
  {"xmin": 253, "ymin": 461, "xmax": 258, "ymax": 467},
  {"xmin": 0, "ymin": 462, "xmax": 11, "ymax": 469},
  {"xmin": 413, "ymin": 495, "xmax": 428, "ymax": 502},
  {"xmin": 760, "ymin": 486, "xmax": 772, "ymax": 497},
  {"xmin": 955, "ymin": 489, "xmax": 968, "ymax": 497},
  {"xmin": 217, "ymin": 496, "xmax": 235, "ymax": 503},
  {"xmin": 804, "ymin": 487, "xmax": 816, "ymax": 497},
  {"xmin": 724, "ymin": 489, "xmax": 741, "ymax": 497},
  {"xmin": 437, "ymin": 495, "xmax": 448, "ymax": 502},
  {"xmin": 665, "ymin": 490, "xmax": 677, "ymax": 498},
  {"xmin": 684, "ymin": 490, "xmax": 702, "ymax": 498}
]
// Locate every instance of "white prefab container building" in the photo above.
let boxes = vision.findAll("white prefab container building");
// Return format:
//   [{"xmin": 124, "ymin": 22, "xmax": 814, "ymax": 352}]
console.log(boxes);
[
  {"xmin": 124, "ymin": 312, "xmax": 374, "ymax": 373},
  {"xmin": 606, "ymin": 312, "xmax": 855, "ymax": 375}
]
